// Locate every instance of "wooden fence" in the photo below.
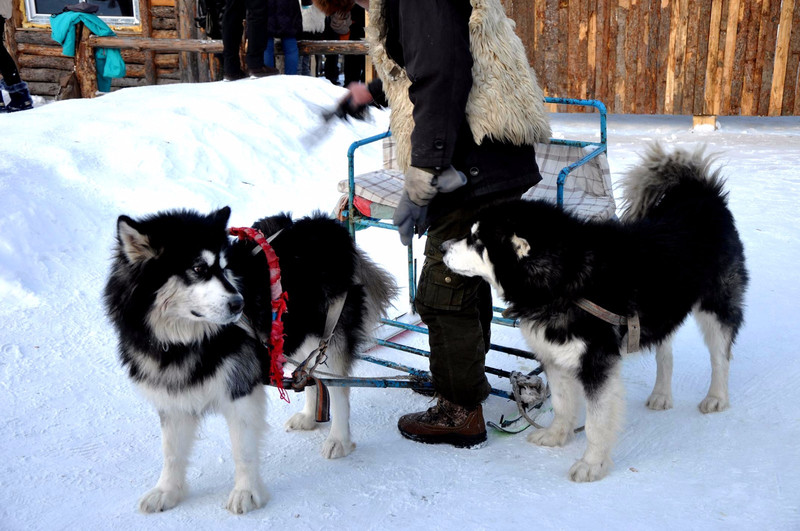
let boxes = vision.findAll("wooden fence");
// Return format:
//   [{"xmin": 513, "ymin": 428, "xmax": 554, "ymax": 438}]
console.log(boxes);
[
  {"xmin": 9, "ymin": 0, "xmax": 800, "ymax": 115},
  {"xmin": 504, "ymin": 0, "xmax": 800, "ymax": 116}
]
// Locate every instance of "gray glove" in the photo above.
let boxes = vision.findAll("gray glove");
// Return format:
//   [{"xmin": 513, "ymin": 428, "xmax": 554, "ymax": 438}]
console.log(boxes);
[{"xmin": 392, "ymin": 165, "xmax": 467, "ymax": 246}]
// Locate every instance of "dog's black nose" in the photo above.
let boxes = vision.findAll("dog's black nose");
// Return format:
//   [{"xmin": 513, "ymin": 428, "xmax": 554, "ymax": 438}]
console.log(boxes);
[{"xmin": 228, "ymin": 295, "xmax": 244, "ymax": 315}]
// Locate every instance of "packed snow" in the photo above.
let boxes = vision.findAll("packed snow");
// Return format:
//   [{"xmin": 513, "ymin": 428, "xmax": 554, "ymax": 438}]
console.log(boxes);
[{"xmin": 1, "ymin": 75, "xmax": 798, "ymax": 530}]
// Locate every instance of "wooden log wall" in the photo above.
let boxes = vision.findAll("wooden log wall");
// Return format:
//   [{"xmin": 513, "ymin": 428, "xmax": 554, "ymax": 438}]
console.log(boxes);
[
  {"xmin": 13, "ymin": 0, "xmax": 191, "ymax": 98},
  {"xmin": 9, "ymin": 0, "xmax": 799, "ymax": 115},
  {"xmin": 504, "ymin": 0, "xmax": 800, "ymax": 116}
]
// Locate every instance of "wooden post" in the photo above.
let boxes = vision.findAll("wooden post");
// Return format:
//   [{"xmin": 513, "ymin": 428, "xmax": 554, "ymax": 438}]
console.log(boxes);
[
  {"xmin": 175, "ymin": 0, "xmax": 199, "ymax": 82},
  {"xmin": 75, "ymin": 24, "xmax": 98, "ymax": 98},
  {"xmin": 140, "ymin": 0, "xmax": 157, "ymax": 85},
  {"xmin": 693, "ymin": 114, "xmax": 718, "ymax": 129}
]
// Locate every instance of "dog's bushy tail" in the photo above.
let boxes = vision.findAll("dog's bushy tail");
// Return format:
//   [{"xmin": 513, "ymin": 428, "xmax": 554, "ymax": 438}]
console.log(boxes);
[{"xmin": 619, "ymin": 143, "xmax": 725, "ymax": 222}]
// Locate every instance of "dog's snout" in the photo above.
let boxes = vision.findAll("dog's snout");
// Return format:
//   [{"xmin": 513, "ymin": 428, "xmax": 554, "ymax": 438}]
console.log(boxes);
[{"xmin": 228, "ymin": 295, "xmax": 244, "ymax": 315}]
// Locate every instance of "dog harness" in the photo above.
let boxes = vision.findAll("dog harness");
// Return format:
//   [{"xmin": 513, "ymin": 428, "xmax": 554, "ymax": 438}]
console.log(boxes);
[
  {"xmin": 229, "ymin": 227, "xmax": 290, "ymax": 402},
  {"xmin": 575, "ymin": 298, "xmax": 641, "ymax": 353}
]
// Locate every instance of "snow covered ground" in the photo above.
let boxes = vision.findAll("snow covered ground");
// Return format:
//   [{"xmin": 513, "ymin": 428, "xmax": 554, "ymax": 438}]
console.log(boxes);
[{"xmin": 1, "ymin": 76, "xmax": 798, "ymax": 530}]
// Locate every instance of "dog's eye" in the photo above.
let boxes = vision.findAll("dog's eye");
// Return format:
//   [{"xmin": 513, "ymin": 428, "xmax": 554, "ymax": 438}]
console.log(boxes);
[{"xmin": 193, "ymin": 264, "xmax": 208, "ymax": 276}]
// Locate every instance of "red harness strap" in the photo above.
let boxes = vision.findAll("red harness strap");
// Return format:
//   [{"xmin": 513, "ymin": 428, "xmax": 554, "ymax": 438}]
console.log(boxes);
[{"xmin": 229, "ymin": 226, "xmax": 290, "ymax": 402}]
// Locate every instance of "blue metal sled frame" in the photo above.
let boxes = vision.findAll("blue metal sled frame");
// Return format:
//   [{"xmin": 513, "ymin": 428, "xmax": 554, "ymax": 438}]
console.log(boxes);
[{"xmin": 340, "ymin": 98, "xmax": 608, "ymax": 399}]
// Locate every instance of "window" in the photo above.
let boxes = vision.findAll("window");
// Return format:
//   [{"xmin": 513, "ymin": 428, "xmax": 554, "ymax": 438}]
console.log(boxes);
[{"xmin": 24, "ymin": 0, "xmax": 140, "ymax": 27}]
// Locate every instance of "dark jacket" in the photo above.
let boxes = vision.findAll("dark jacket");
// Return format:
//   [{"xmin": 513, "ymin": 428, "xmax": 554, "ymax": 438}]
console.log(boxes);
[
  {"xmin": 266, "ymin": 0, "xmax": 302, "ymax": 37},
  {"xmin": 370, "ymin": 0, "xmax": 543, "ymax": 224}
]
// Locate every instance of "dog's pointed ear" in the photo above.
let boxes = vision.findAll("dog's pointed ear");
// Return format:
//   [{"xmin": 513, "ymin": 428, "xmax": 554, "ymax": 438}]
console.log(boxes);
[
  {"xmin": 211, "ymin": 206, "xmax": 232, "ymax": 228},
  {"xmin": 510, "ymin": 234, "xmax": 530, "ymax": 259},
  {"xmin": 117, "ymin": 215, "xmax": 158, "ymax": 264}
]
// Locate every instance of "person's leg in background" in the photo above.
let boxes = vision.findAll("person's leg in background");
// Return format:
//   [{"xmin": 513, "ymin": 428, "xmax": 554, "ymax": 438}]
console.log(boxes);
[
  {"xmin": 282, "ymin": 37, "xmax": 299, "ymax": 75},
  {"xmin": 1, "ymin": 16, "xmax": 32, "ymax": 112}
]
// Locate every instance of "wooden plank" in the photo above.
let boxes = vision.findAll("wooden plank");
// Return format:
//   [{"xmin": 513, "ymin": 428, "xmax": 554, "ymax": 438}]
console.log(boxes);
[
  {"xmin": 26, "ymin": 81, "xmax": 60, "ymax": 97},
  {"xmin": 624, "ymin": 0, "xmax": 640, "ymax": 112},
  {"xmin": 594, "ymin": 0, "xmax": 609, "ymax": 104},
  {"xmin": 769, "ymin": 0, "xmax": 795, "ymax": 115},
  {"xmin": 18, "ymin": 54, "xmax": 73, "ymax": 69},
  {"xmin": 785, "ymin": 0, "xmax": 800, "ymax": 114},
  {"xmin": 614, "ymin": 1, "xmax": 628, "ymax": 113},
  {"xmin": 739, "ymin": 0, "xmax": 761, "ymax": 114},
  {"xmin": 758, "ymin": 0, "xmax": 781, "ymax": 115},
  {"xmin": 557, "ymin": 0, "xmax": 569, "ymax": 102},
  {"xmin": 643, "ymin": 0, "xmax": 661, "ymax": 113},
  {"xmin": 635, "ymin": 0, "xmax": 652, "ymax": 113},
  {"xmin": 695, "ymin": 0, "xmax": 714, "ymax": 114},
  {"xmin": 19, "ymin": 67, "xmax": 68, "ymax": 83},
  {"xmin": 152, "ymin": 29, "xmax": 178, "ymax": 39},
  {"xmin": 151, "ymin": 6, "xmax": 175, "ymax": 18},
  {"xmin": 720, "ymin": 0, "xmax": 741, "ymax": 114},
  {"xmin": 85, "ymin": 37, "xmax": 369, "ymax": 55},
  {"xmin": 681, "ymin": 0, "xmax": 701, "ymax": 114},
  {"xmin": 586, "ymin": 0, "xmax": 597, "ymax": 101},
  {"xmin": 151, "ymin": 0, "xmax": 174, "ymax": 6},
  {"xmin": 673, "ymin": 0, "xmax": 690, "ymax": 113},
  {"xmin": 533, "ymin": 0, "xmax": 546, "ymax": 76},
  {"xmin": 152, "ymin": 17, "xmax": 177, "ymax": 31},
  {"xmin": 540, "ymin": 0, "xmax": 559, "ymax": 98},
  {"xmin": 75, "ymin": 24, "xmax": 98, "ymax": 98},
  {"xmin": 577, "ymin": 0, "xmax": 589, "ymax": 99},
  {"xmin": 703, "ymin": 0, "xmax": 723, "ymax": 114},
  {"xmin": 664, "ymin": 0, "xmax": 679, "ymax": 113},
  {"xmin": 655, "ymin": 0, "xmax": 671, "ymax": 114},
  {"xmin": 17, "ymin": 43, "xmax": 67, "ymax": 57},
  {"xmin": 14, "ymin": 29, "xmax": 60, "ymax": 45},
  {"xmin": 727, "ymin": 0, "xmax": 749, "ymax": 114},
  {"xmin": 175, "ymin": 0, "xmax": 198, "ymax": 83},
  {"xmin": 140, "ymin": 0, "xmax": 157, "ymax": 87}
]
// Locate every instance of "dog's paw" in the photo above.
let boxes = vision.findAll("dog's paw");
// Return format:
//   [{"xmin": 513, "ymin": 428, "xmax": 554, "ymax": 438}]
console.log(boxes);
[
  {"xmin": 321, "ymin": 438, "xmax": 355, "ymax": 459},
  {"xmin": 699, "ymin": 395, "xmax": 729, "ymax": 413},
  {"xmin": 646, "ymin": 392, "xmax": 673, "ymax": 410},
  {"xmin": 138, "ymin": 486, "xmax": 183, "ymax": 513},
  {"xmin": 568, "ymin": 457, "xmax": 613, "ymax": 482},
  {"xmin": 226, "ymin": 487, "xmax": 267, "ymax": 515},
  {"xmin": 285, "ymin": 412, "xmax": 316, "ymax": 431},
  {"xmin": 527, "ymin": 425, "xmax": 570, "ymax": 447}
]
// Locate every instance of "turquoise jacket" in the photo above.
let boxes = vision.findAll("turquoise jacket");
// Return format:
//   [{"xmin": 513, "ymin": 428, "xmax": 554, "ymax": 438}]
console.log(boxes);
[{"xmin": 50, "ymin": 12, "xmax": 126, "ymax": 92}]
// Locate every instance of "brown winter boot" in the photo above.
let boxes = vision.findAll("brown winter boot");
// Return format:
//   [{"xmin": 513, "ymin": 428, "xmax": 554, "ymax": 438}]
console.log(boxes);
[{"xmin": 398, "ymin": 396, "xmax": 487, "ymax": 448}]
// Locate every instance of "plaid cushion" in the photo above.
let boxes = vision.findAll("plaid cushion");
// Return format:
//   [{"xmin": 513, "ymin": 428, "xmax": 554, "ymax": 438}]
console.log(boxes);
[
  {"xmin": 340, "ymin": 140, "xmax": 616, "ymax": 222},
  {"xmin": 337, "ymin": 168, "xmax": 404, "ymax": 216},
  {"xmin": 383, "ymin": 135, "xmax": 399, "ymax": 170},
  {"xmin": 522, "ymin": 143, "xmax": 616, "ymax": 220}
]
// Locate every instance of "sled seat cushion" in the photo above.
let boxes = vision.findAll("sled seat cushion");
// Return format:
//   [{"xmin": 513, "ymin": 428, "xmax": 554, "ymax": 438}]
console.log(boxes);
[
  {"xmin": 522, "ymin": 142, "xmax": 616, "ymax": 221},
  {"xmin": 338, "ymin": 137, "xmax": 616, "ymax": 221}
]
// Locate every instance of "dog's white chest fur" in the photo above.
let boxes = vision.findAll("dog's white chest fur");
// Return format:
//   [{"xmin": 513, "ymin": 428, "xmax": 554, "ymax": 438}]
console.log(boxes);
[{"xmin": 520, "ymin": 320, "xmax": 587, "ymax": 371}]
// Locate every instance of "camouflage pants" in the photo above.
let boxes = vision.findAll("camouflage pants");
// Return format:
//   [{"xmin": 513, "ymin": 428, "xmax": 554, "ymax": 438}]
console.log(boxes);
[{"xmin": 414, "ymin": 206, "xmax": 493, "ymax": 409}]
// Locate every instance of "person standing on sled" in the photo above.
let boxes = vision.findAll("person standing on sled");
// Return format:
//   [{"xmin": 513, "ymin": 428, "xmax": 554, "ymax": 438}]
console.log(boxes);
[{"xmin": 316, "ymin": 0, "xmax": 551, "ymax": 447}]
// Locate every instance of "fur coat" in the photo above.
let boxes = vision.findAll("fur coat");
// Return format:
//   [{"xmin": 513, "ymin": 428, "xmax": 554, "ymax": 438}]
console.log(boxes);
[{"xmin": 365, "ymin": 0, "xmax": 551, "ymax": 172}]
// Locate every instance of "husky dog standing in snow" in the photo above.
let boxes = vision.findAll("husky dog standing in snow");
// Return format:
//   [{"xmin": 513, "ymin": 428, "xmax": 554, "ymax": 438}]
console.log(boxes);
[
  {"xmin": 441, "ymin": 144, "xmax": 748, "ymax": 482},
  {"xmin": 104, "ymin": 207, "xmax": 395, "ymax": 513}
]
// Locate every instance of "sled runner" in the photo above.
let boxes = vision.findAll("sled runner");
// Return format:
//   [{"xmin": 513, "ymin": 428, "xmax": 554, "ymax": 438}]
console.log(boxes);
[{"xmin": 327, "ymin": 98, "xmax": 614, "ymax": 426}]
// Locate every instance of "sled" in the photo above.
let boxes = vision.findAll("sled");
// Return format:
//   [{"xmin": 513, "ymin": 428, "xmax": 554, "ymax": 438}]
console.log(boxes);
[{"xmin": 327, "ymin": 98, "xmax": 613, "ymax": 424}]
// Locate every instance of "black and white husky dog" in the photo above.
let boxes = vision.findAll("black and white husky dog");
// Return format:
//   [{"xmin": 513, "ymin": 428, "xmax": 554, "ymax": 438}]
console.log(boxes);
[
  {"xmin": 441, "ymin": 144, "xmax": 748, "ymax": 482},
  {"xmin": 104, "ymin": 208, "xmax": 395, "ymax": 513}
]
